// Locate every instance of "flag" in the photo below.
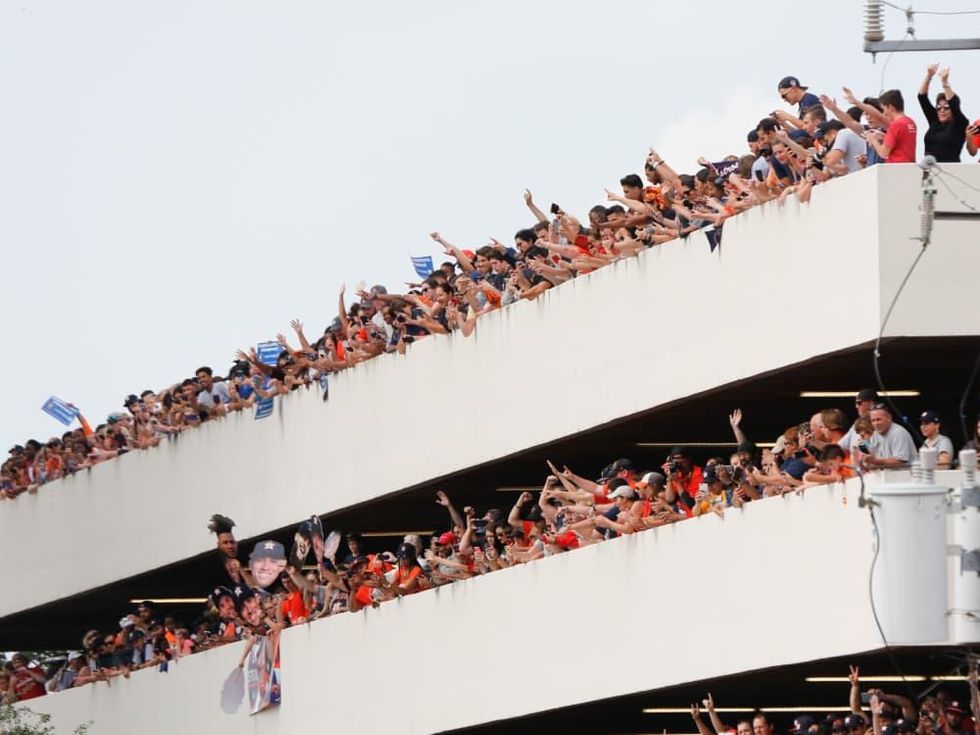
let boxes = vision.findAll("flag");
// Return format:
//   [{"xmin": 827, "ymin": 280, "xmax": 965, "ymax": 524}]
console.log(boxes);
[
  {"xmin": 705, "ymin": 225, "xmax": 723, "ymax": 253},
  {"xmin": 254, "ymin": 397, "xmax": 275, "ymax": 420},
  {"xmin": 41, "ymin": 396, "xmax": 80, "ymax": 426},
  {"xmin": 712, "ymin": 160, "xmax": 740, "ymax": 179},
  {"xmin": 411, "ymin": 255, "xmax": 434, "ymax": 279},
  {"xmin": 256, "ymin": 342, "xmax": 282, "ymax": 366}
]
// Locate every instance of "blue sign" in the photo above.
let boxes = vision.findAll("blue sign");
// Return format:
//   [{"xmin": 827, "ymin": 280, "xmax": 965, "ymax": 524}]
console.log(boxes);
[
  {"xmin": 411, "ymin": 255, "xmax": 434, "ymax": 279},
  {"xmin": 254, "ymin": 397, "xmax": 275, "ymax": 420},
  {"xmin": 41, "ymin": 396, "xmax": 80, "ymax": 426},
  {"xmin": 256, "ymin": 341, "xmax": 282, "ymax": 366}
]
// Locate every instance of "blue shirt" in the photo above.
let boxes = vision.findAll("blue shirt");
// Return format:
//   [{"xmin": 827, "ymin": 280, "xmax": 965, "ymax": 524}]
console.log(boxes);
[{"xmin": 798, "ymin": 92, "xmax": 821, "ymax": 116}]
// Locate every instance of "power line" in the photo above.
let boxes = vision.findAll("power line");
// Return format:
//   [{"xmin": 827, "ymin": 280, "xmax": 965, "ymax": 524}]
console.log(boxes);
[
  {"xmin": 933, "ymin": 172, "xmax": 979, "ymax": 212},
  {"xmin": 880, "ymin": 29, "xmax": 914, "ymax": 91},
  {"xmin": 880, "ymin": 1, "xmax": 980, "ymax": 16},
  {"xmin": 913, "ymin": 8, "xmax": 980, "ymax": 15},
  {"xmin": 935, "ymin": 164, "xmax": 980, "ymax": 195}
]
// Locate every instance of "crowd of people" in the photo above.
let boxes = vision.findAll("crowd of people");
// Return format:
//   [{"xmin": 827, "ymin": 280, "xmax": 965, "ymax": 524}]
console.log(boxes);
[
  {"xmin": 7, "ymin": 383, "xmax": 978, "ymax": 702},
  {"xmin": 685, "ymin": 666, "xmax": 977, "ymax": 735},
  {"xmin": 3, "ymin": 68, "xmax": 979, "ymax": 502}
]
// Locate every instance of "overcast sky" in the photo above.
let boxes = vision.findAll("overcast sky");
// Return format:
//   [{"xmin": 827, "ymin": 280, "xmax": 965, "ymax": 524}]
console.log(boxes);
[{"xmin": 1, "ymin": 0, "xmax": 979, "ymax": 450}]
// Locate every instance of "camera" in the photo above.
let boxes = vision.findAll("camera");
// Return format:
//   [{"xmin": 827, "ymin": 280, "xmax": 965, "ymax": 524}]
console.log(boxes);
[{"xmin": 668, "ymin": 460, "xmax": 682, "ymax": 474}]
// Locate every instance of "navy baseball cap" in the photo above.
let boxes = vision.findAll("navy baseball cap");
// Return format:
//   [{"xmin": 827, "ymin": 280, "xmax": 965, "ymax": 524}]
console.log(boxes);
[{"xmin": 778, "ymin": 76, "xmax": 808, "ymax": 90}]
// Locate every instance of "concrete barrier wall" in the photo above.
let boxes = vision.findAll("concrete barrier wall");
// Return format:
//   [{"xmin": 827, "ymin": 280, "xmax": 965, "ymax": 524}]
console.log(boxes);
[
  {"xmin": 28, "ymin": 472, "xmax": 979, "ymax": 735},
  {"xmin": 3, "ymin": 165, "xmax": 980, "ymax": 617}
]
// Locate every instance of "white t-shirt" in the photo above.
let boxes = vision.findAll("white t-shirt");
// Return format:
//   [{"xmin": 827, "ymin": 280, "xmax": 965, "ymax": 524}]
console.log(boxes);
[{"xmin": 197, "ymin": 381, "xmax": 232, "ymax": 408}]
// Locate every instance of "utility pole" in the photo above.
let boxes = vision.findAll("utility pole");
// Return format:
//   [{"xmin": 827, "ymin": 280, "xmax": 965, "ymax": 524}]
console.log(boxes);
[{"xmin": 864, "ymin": 0, "xmax": 980, "ymax": 59}]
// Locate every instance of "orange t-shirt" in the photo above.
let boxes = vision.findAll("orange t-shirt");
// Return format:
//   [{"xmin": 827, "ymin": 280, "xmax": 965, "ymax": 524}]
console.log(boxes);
[
  {"xmin": 394, "ymin": 565, "xmax": 422, "ymax": 591},
  {"xmin": 354, "ymin": 585, "xmax": 373, "ymax": 608},
  {"xmin": 280, "ymin": 590, "xmax": 310, "ymax": 623}
]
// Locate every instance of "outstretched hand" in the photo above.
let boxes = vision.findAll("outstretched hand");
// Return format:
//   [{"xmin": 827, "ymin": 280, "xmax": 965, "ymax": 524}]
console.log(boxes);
[{"xmin": 729, "ymin": 409, "xmax": 743, "ymax": 429}]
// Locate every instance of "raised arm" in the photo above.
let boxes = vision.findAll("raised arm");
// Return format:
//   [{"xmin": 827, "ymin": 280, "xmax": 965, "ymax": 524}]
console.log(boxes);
[
  {"xmin": 729, "ymin": 409, "xmax": 749, "ymax": 446},
  {"xmin": 523, "ymin": 189, "xmax": 549, "ymax": 224},
  {"xmin": 508, "ymin": 491, "xmax": 533, "ymax": 530},
  {"xmin": 290, "ymin": 319, "xmax": 312, "ymax": 353},
  {"xmin": 606, "ymin": 189, "xmax": 653, "ymax": 216},
  {"xmin": 430, "ymin": 232, "xmax": 475, "ymax": 275},
  {"xmin": 692, "ymin": 703, "xmax": 715, "ymax": 735},
  {"xmin": 647, "ymin": 147, "xmax": 683, "ymax": 191},
  {"xmin": 435, "ymin": 490, "xmax": 465, "ymax": 530},
  {"xmin": 337, "ymin": 284, "xmax": 351, "ymax": 338},
  {"xmin": 705, "ymin": 692, "xmax": 727, "ymax": 735},
  {"xmin": 819, "ymin": 95, "xmax": 867, "ymax": 138},
  {"xmin": 849, "ymin": 665, "xmax": 863, "ymax": 715},
  {"xmin": 842, "ymin": 87, "xmax": 888, "ymax": 129},
  {"xmin": 918, "ymin": 64, "xmax": 939, "ymax": 124},
  {"xmin": 939, "ymin": 67, "xmax": 965, "ymax": 124}
]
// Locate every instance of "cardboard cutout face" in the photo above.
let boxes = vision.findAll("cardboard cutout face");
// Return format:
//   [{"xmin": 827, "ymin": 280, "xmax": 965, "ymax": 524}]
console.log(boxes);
[
  {"xmin": 310, "ymin": 516, "xmax": 325, "ymax": 566},
  {"xmin": 288, "ymin": 522, "xmax": 313, "ymax": 571},
  {"xmin": 248, "ymin": 541, "xmax": 286, "ymax": 589}
]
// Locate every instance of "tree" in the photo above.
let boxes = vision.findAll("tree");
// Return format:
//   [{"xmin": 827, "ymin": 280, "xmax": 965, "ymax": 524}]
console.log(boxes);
[{"xmin": 0, "ymin": 705, "xmax": 90, "ymax": 735}]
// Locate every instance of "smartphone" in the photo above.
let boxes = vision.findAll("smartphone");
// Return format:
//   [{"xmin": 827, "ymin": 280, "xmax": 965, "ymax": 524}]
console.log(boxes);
[
  {"xmin": 753, "ymin": 169, "xmax": 764, "ymax": 182},
  {"xmin": 861, "ymin": 692, "xmax": 872, "ymax": 705}
]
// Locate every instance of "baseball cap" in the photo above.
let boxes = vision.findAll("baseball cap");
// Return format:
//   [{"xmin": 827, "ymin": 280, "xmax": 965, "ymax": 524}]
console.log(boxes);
[
  {"xmin": 249, "ymin": 540, "xmax": 287, "ymax": 562},
  {"xmin": 844, "ymin": 715, "xmax": 867, "ymax": 729},
  {"xmin": 610, "ymin": 458, "xmax": 635, "ymax": 474},
  {"xmin": 946, "ymin": 702, "xmax": 965, "ymax": 715},
  {"xmin": 554, "ymin": 530, "xmax": 580, "ymax": 550},
  {"xmin": 792, "ymin": 716, "xmax": 817, "ymax": 733},
  {"xmin": 778, "ymin": 76, "xmax": 808, "ymax": 91},
  {"xmin": 231, "ymin": 585, "xmax": 257, "ymax": 611},
  {"xmin": 118, "ymin": 616, "xmax": 135, "ymax": 629},
  {"xmin": 607, "ymin": 485, "xmax": 637, "ymax": 501},
  {"xmin": 919, "ymin": 409, "xmax": 940, "ymax": 424},
  {"xmin": 437, "ymin": 531, "xmax": 457, "ymax": 546},
  {"xmin": 748, "ymin": 129, "xmax": 760, "ymax": 143},
  {"xmin": 209, "ymin": 585, "xmax": 234, "ymax": 606},
  {"xmin": 856, "ymin": 388, "xmax": 880, "ymax": 402},
  {"xmin": 815, "ymin": 120, "xmax": 844, "ymax": 139},
  {"xmin": 670, "ymin": 446, "xmax": 690, "ymax": 459},
  {"xmin": 639, "ymin": 471, "xmax": 666, "ymax": 488},
  {"xmin": 67, "ymin": 651, "xmax": 85, "ymax": 662}
]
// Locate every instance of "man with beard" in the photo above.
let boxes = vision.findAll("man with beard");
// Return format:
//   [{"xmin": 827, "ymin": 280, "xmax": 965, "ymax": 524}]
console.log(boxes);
[{"xmin": 208, "ymin": 514, "xmax": 244, "ymax": 587}]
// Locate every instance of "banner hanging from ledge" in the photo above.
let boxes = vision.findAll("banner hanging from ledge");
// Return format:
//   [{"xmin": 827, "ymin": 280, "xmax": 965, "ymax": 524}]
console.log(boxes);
[
  {"xmin": 254, "ymin": 397, "xmax": 275, "ymax": 420},
  {"xmin": 245, "ymin": 630, "xmax": 281, "ymax": 715}
]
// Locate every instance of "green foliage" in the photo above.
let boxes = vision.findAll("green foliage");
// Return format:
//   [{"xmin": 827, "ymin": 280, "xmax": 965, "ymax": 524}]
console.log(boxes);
[{"xmin": 0, "ymin": 705, "xmax": 90, "ymax": 735}]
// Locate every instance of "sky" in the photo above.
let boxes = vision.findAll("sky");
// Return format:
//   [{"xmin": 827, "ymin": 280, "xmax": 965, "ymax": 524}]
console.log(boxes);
[{"xmin": 1, "ymin": 0, "xmax": 979, "ymax": 450}]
